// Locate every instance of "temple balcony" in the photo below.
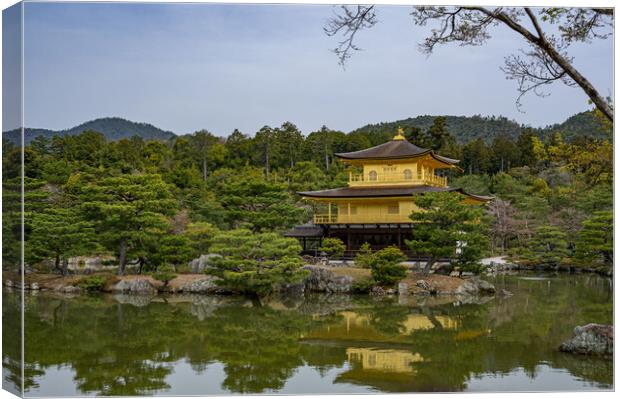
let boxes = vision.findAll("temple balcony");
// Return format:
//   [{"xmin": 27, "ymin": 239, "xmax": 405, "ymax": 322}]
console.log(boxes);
[
  {"xmin": 313, "ymin": 213, "xmax": 413, "ymax": 225},
  {"xmin": 348, "ymin": 172, "xmax": 447, "ymax": 188}
]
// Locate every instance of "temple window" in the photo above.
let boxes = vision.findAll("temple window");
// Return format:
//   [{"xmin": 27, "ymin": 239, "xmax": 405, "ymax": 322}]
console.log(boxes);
[
  {"xmin": 387, "ymin": 204, "xmax": 399, "ymax": 214},
  {"xmin": 403, "ymin": 169, "xmax": 412, "ymax": 180},
  {"xmin": 369, "ymin": 170, "xmax": 377, "ymax": 181}
]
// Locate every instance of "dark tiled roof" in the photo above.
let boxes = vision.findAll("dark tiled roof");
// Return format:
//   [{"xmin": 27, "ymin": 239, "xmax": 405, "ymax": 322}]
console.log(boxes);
[
  {"xmin": 299, "ymin": 186, "xmax": 453, "ymax": 198},
  {"xmin": 283, "ymin": 224, "xmax": 324, "ymax": 237},
  {"xmin": 335, "ymin": 139, "xmax": 460, "ymax": 164},
  {"xmin": 299, "ymin": 186, "xmax": 493, "ymax": 201}
]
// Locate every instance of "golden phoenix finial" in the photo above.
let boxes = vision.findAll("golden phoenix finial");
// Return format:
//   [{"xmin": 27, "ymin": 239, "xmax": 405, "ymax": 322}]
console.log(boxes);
[{"xmin": 393, "ymin": 126, "xmax": 406, "ymax": 140}]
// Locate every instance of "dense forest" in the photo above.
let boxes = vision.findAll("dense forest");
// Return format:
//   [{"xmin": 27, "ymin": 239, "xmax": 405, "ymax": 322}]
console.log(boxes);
[
  {"xmin": 4, "ymin": 109, "xmax": 609, "ymax": 146},
  {"xmin": 2, "ymin": 108, "xmax": 613, "ymax": 279}
]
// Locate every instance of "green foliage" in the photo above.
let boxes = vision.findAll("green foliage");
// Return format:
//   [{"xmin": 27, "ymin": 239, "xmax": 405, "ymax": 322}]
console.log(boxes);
[
  {"xmin": 354, "ymin": 242, "xmax": 373, "ymax": 268},
  {"xmin": 319, "ymin": 238, "xmax": 346, "ymax": 259},
  {"xmin": 28, "ymin": 207, "xmax": 99, "ymax": 275},
  {"xmin": 210, "ymin": 167, "xmax": 304, "ymax": 232},
  {"xmin": 407, "ymin": 192, "xmax": 488, "ymax": 274},
  {"xmin": 68, "ymin": 173, "xmax": 177, "ymax": 275},
  {"xmin": 152, "ymin": 265, "xmax": 178, "ymax": 287},
  {"xmin": 78, "ymin": 275, "xmax": 108, "ymax": 291},
  {"xmin": 351, "ymin": 277, "xmax": 376, "ymax": 294},
  {"xmin": 368, "ymin": 246, "xmax": 407, "ymax": 285},
  {"xmin": 575, "ymin": 211, "xmax": 613, "ymax": 267},
  {"xmin": 154, "ymin": 235, "xmax": 193, "ymax": 267},
  {"xmin": 451, "ymin": 174, "xmax": 491, "ymax": 196},
  {"xmin": 522, "ymin": 226, "xmax": 569, "ymax": 266},
  {"xmin": 5, "ymin": 110, "xmax": 612, "ymax": 275},
  {"xmin": 184, "ymin": 222, "xmax": 220, "ymax": 258},
  {"xmin": 206, "ymin": 229, "xmax": 307, "ymax": 296}
]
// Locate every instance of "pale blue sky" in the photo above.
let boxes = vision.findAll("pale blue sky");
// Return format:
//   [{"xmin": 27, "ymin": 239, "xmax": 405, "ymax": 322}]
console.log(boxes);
[{"xmin": 7, "ymin": 2, "xmax": 615, "ymax": 135}]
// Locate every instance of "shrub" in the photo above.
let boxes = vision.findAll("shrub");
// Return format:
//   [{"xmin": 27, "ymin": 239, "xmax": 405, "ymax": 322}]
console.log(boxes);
[
  {"xmin": 354, "ymin": 242, "xmax": 373, "ymax": 268},
  {"xmin": 319, "ymin": 238, "xmax": 346, "ymax": 259},
  {"xmin": 206, "ymin": 229, "xmax": 307, "ymax": 296},
  {"xmin": 351, "ymin": 277, "xmax": 376, "ymax": 294},
  {"xmin": 78, "ymin": 275, "xmax": 107, "ymax": 291},
  {"xmin": 525, "ymin": 226, "xmax": 569, "ymax": 266},
  {"xmin": 369, "ymin": 246, "xmax": 407, "ymax": 286},
  {"xmin": 152, "ymin": 265, "xmax": 178, "ymax": 288}
]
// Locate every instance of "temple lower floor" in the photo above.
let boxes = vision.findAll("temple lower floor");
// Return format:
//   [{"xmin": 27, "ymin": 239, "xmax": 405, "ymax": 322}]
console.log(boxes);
[{"xmin": 285, "ymin": 223, "xmax": 417, "ymax": 259}]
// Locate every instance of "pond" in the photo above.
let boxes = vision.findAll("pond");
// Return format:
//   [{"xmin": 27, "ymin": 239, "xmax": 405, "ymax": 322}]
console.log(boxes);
[{"xmin": 2, "ymin": 273, "xmax": 613, "ymax": 396}]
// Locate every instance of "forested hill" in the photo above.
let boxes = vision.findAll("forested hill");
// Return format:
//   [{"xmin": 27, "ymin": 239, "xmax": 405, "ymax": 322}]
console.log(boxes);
[
  {"xmin": 350, "ymin": 111, "xmax": 608, "ymax": 144},
  {"xmin": 4, "ymin": 117, "xmax": 176, "ymax": 144},
  {"xmin": 3, "ymin": 110, "xmax": 607, "ymax": 145}
]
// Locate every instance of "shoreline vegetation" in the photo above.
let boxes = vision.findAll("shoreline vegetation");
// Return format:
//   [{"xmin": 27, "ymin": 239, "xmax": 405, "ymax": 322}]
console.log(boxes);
[
  {"xmin": 2, "ymin": 112, "xmax": 612, "ymax": 299},
  {"xmin": 1, "ymin": 258, "xmax": 607, "ymax": 297}
]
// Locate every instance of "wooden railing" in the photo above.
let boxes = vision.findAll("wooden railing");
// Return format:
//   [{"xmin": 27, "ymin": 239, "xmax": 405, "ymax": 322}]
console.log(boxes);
[
  {"xmin": 314, "ymin": 214, "xmax": 412, "ymax": 224},
  {"xmin": 349, "ymin": 172, "xmax": 447, "ymax": 187}
]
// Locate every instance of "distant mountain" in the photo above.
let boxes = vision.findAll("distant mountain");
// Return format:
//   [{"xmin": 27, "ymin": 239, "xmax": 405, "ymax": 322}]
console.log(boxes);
[
  {"xmin": 3, "ymin": 117, "xmax": 176, "ymax": 144},
  {"xmin": 3, "ymin": 111, "xmax": 608, "ymax": 147},
  {"xmin": 542, "ymin": 111, "xmax": 610, "ymax": 142},
  {"xmin": 350, "ymin": 114, "xmax": 531, "ymax": 144},
  {"xmin": 350, "ymin": 111, "xmax": 608, "ymax": 144}
]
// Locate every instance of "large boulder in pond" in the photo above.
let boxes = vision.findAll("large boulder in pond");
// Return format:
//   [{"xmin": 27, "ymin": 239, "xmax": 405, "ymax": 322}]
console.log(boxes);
[
  {"xmin": 303, "ymin": 266, "xmax": 353, "ymax": 293},
  {"xmin": 455, "ymin": 276, "xmax": 496, "ymax": 295},
  {"xmin": 188, "ymin": 254, "xmax": 222, "ymax": 273},
  {"xmin": 559, "ymin": 324, "xmax": 613, "ymax": 356},
  {"xmin": 112, "ymin": 278, "xmax": 156, "ymax": 294},
  {"xmin": 174, "ymin": 276, "xmax": 222, "ymax": 294}
]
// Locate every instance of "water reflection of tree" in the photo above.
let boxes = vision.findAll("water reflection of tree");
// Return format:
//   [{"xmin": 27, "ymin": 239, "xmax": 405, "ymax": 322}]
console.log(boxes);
[{"xmin": 3, "ymin": 275, "xmax": 612, "ymax": 395}]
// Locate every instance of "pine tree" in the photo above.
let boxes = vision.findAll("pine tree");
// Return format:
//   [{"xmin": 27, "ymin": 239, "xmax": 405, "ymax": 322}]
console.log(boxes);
[
  {"xmin": 368, "ymin": 246, "xmax": 407, "ymax": 285},
  {"xmin": 28, "ymin": 207, "xmax": 99, "ymax": 275},
  {"xmin": 69, "ymin": 173, "xmax": 177, "ymax": 275},
  {"xmin": 407, "ymin": 192, "xmax": 488, "ymax": 274},
  {"xmin": 206, "ymin": 229, "xmax": 307, "ymax": 296},
  {"xmin": 526, "ymin": 226, "xmax": 569, "ymax": 266},
  {"xmin": 575, "ymin": 211, "xmax": 613, "ymax": 266}
]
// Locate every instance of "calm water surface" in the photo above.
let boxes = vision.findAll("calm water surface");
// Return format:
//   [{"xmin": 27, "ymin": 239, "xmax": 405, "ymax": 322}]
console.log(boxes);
[{"xmin": 2, "ymin": 273, "xmax": 613, "ymax": 396}]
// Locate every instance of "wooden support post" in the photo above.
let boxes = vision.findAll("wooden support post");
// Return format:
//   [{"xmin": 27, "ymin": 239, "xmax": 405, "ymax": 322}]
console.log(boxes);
[
  {"xmin": 346, "ymin": 226, "xmax": 351, "ymax": 251},
  {"xmin": 347, "ymin": 202, "xmax": 351, "ymax": 223},
  {"xmin": 328, "ymin": 202, "xmax": 332, "ymax": 222}
]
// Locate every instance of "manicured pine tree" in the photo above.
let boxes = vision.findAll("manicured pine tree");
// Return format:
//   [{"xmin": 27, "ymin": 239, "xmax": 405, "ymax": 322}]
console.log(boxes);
[
  {"xmin": 28, "ymin": 207, "xmax": 99, "ymax": 275},
  {"xmin": 407, "ymin": 192, "xmax": 488, "ymax": 275},
  {"xmin": 575, "ymin": 211, "xmax": 613, "ymax": 266},
  {"xmin": 213, "ymin": 167, "xmax": 304, "ymax": 232},
  {"xmin": 318, "ymin": 237, "xmax": 346, "ymax": 259},
  {"xmin": 526, "ymin": 226, "xmax": 569, "ymax": 266},
  {"xmin": 368, "ymin": 246, "xmax": 407, "ymax": 285},
  {"xmin": 206, "ymin": 229, "xmax": 307, "ymax": 296},
  {"xmin": 70, "ymin": 173, "xmax": 177, "ymax": 275}
]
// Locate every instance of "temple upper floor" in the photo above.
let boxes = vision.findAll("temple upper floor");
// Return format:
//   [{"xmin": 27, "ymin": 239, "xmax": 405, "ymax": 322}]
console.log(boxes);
[
  {"xmin": 335, "ymin": 129, "xmax": 459, "ymax": 189},
  {"xmin": 348, "ymin": 159, "xmax": 447, "ymax": 188}
]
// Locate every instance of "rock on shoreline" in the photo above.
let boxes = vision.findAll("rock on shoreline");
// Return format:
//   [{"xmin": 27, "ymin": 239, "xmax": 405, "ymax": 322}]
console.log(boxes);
[{"xmin": 559, "ymin": 324, "xmax": 613, "ymax": 356}]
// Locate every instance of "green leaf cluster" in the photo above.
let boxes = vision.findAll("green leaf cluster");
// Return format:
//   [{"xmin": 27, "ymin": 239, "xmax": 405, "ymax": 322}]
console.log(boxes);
[
  {"xmin": 206, "ymin": 229, "xmax": 308, "ymax": 296},
  {"xmin": 368, "ymin": 246, "xmax": 407, "ymax": 285}
]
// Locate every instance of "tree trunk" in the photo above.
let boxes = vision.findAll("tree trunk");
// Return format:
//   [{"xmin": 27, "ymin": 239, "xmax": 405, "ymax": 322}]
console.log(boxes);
[
  {"xmin": 61, "ymin": 257, "xmax": 69, "ymax": 277},
  {"xmin": 202, "ymin": 157, "xmax": 208, "ymax": 181},
  {"xmin": 54, "ymin": 254, "xmax": 61, "ymax": 274},
  {"xmin": 422, "ymin": 257, "xmax": 437, "ymax": 275},
  {"xmin": 118, "ymin": 238, "xmax": 128, "ymax": 276},
  {"xmin": 265, "ymin": 143, "xmax": 270, "ymax": 177}
]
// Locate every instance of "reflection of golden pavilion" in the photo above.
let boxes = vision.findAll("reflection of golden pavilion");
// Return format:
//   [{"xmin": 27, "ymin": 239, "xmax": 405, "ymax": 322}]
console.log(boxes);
[
  {"xmin": 347, "ymin": 348, "xmax": 423, "ymax": 373},
  {"xmin": 340, "ymin": 311, "xmax": 458, "ymax": 333}
]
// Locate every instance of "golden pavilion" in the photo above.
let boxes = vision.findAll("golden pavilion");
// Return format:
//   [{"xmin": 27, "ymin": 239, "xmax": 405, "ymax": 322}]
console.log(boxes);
[{"xmin": 286, "ymin": 129, "xmax": 492, "ymax": 256}]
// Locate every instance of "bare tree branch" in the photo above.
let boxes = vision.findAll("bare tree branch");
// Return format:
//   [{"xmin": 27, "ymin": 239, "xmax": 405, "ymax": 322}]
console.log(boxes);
[
  {"xmin": 325, "ymin": 6, "xmax": 614, "ymax": 121},
  {"xmin": 324, "ymin": 5, "xmax": 377, "ymax": 66}
]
